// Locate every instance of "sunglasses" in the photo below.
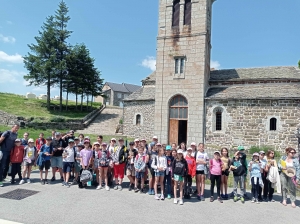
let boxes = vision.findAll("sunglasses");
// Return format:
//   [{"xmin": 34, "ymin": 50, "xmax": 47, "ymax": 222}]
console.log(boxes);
[{"xmin": 290, "ymin": 152, "xmax": 296, "ymax": 154}]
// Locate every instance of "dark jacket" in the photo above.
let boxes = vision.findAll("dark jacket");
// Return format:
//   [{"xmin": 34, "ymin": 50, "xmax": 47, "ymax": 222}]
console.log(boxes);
[
  {"xmin": 115, "ymin": 145, "xmax": 127, "ymax": 164},
  {"xmin": 172, "ymin": 158, "xmax": 188, "ymax": 177},
  {"xmin": 127, "ymin": 148, "xmax": 138, "ymax": 165},
  {"xmin": 231, "ymin": 154, "xmax": 247, "ymax": 176}
]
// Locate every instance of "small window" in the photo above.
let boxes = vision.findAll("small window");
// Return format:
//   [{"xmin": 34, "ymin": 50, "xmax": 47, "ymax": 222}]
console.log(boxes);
[
  {"xmin": 270, "ymin": 118, "xmax": 277, "ymax": 131},
  {"xmin": 117, "ymin": 93, "xmax": 122, "ymax": 98},
  {"xmin": 136, "ymin": 114, "xmax": 141, "ymax": 126},
  {"xmin": 172, "ymin": 0, "xmax": 180, "ymax": 27},
  {"xmin": 216, "ymin": 111, "xmax": 222, "ymax": 131},
  {"xmin": 175, "ymin": 57, "xmax": 185, "ymax": 74},
  {"xmin": 184, "ymin": 0, "xmax": 191, "ymax": 25}
]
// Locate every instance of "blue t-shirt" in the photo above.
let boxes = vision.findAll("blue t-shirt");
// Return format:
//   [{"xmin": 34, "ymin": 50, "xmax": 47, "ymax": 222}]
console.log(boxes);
[
  {"xmin": 40, "ymin": 145, "xmax": 52, "ymax": 161},
  {"xmin": 249, "ymin": 162, "xmax": 261, "ymax": 178},
  {"xmin": 1, "ymin": 131, "xmax": 17, "ymax": 152}
]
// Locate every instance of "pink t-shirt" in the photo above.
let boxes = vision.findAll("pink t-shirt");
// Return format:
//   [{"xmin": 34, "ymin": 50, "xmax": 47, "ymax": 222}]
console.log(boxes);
[{"xmin": 210, "ymin": 159, "xmax": 223, "ymax": 175}]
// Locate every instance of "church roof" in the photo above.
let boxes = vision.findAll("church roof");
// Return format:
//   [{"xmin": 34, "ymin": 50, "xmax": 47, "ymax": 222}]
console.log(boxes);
[
  {"xmin": 142, "ymin": 71, "xmax": 156, "ymax": 85},
  {"xmin": 209, "ymin": 66, "xmax": 300, "ymax": 82},
  {"xmin": 123, "ymin": 86, "xmax": 155, "ymax": 101},
  {"xmin": 206, "ymin": 83, "xmax": 300, "ymax": 100},
  {"xmin": 105, "ymin": 82, "xmax": 141, "ymax": 93}
]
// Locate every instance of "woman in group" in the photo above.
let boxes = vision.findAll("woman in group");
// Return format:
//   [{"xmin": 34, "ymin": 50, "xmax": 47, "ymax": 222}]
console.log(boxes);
[
  {"xmin": 93, "ymin": 142, "xmax": 101, "ymax": 186},
  {"xmin": 178, "ymin": 142, "xmax": 187, "ymax": 157},
  {"xmin": 98, "ymin": 142, "xmax": 111, "ymax": 191},
  {"xmin": 264, "ymin": 150, "xmax": 279, "ymax": 202},
  {"xmin": 195, "ymin": 143, "xmax": 209, "ymax": 201},
  {"xmin": 220, "ymin": 147, "xmax": 230, "ymax": 199},
  {"xmin": 278, "ymin": 147, "xmax": 300, "ymax": 208}
]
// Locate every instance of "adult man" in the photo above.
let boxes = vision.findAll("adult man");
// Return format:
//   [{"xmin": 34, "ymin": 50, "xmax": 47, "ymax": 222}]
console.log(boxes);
[
  {"xmin": 21, "ymin": 132, "xmax": 29, "ymax": 146},
  {"xmin": 0, "ymin": 124, "xmax": 19, "ymax": 186},
  {"xmin": 51, "ymin": 132, "xmax": 67, "ymax": 182}
]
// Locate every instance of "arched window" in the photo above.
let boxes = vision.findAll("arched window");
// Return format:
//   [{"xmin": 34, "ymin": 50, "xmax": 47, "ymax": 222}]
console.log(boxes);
[
  {"xmin": 172, "ymin": 0, "xmax": 180, "ymax": 27},
  {"xmin": 170, "ymin": 95, "xmax": 188, "ymax": 119},
  {"xmin": 270, "ymin": 118, "xmax": 277, "ymax": 131},
  {"xmin": 215, "ymin": 109, "xmax": 222, "ymax": 131},
  {"xmin": 136, "ymin": 114, "xmax": 141, "ymax": 126},
  {"xmin": 184, "ymin": 0, "xmax": 191, "ymax": 25}
]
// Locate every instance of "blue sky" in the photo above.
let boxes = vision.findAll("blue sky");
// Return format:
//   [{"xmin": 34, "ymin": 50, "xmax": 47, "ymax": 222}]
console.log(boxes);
[{"xmin": 0, "ymin": 0, "xmax": 299, "ymax": 99}]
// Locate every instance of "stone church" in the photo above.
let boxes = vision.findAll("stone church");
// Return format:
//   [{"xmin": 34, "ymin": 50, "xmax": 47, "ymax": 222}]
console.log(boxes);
[{"xmin": 123, "ymin": 0, "xmax": 300, "ymax": 152}]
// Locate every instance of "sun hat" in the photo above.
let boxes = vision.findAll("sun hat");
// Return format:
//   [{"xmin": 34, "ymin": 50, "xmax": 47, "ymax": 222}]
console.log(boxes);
[{"xmin": 177, "ymin": 149, "xmax": 183, "ymax": 154}]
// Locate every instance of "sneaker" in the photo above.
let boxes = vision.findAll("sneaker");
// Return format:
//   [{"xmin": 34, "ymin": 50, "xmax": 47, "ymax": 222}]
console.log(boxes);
[
  {"xmin": 243, "ymin": 194, "xmax": 250, "ymax": 200},
  {"xmin": 105, "ymin": 185, "xmax": 110, "ymax": 191},
  {"xmin": 154, "ymin": 194, "xmax": 160, "ymax": 200},
  {"xmin": 118, "ymin": 186, "xmax": 123, "ymax": 191},
  {"xmin": 217, "ymin": 197, "xmax": 223, "ymax": 203},
  {"xmin": 210, "ymin": 196, "xmax": 214, "ymax": 202},
  {"xmin": 240, "ymin": 197, "xmax": 245, "ymax": 203},
  {"xmin": 44, "ymin": 179, "xmax": 49, "ymax": 184},
  {"xmin": 167, "ymin": 194, "xmax": 171, "ymax": 199},
  {"xmin": 160, "ymin": 194, "xmax": 165, "ymax": 200},
  {"xmin": 27, "ymin": 178, "xmax": 31, "ymax": 184},
  {"xmin": 60, "ymin": 177, "xmax": 64, "ymax": 182},
  {"xmin": 174, "ymin": 198, "xmax": 178, "ymax": 204},
  {"xmin": 96, "ymin": 185, "xmax": 101, "ymax": 190},
  {"xmin": 148, "ymin": 189, "xmax": 152, "ymax": 195},
  {"xmin": 19, "ymin": 180, "xmax": 25, "ymax": 185},
  {"xmin": 129, "ymin": 184, "xmax": 133, "ymax": 191},
  {"xmin": 151, "ymin": 189, "xmax": 155, "ymax": 195},
  {"xmin": 251, "ymin": 197, "xmax": 255, "ymax": 203},
  {"xmin": 62, "ymin": 182, "xmax": 66, "ymax": 186},
  {"xmin": 73, "ymin": 180, "xmax": 77, "ymax": 185},
  {"xmin": 184, "ymin": 194, "xmax": 189, "ymax": 199},
  {"xmin": 0, "ymin": 182, "xmax": 3, "ymax": 187},
  {"xmin": 197, "ymin": 194, "xmax": 201, "ymax": 200},
  {"xmin": 221, "ymin": 194, "xmax": 225, "ymax": 199},
  {"xmin": 134, "ymin": 187, "xmax": 139, "ymax": 193},
  {"xmin": 255, "ymin": 199, "xmax": 260, "ymax": 204},
  {"xmin": 179, "ymin": 199, "xmax": 183, "ymax": 205},
  {"xmin": 193, "ymin": 189, "xmax": 198, "ymax": 195},
  {"xmin": 201, "ymin": 195, "xmax": 205, "ymax": 201},
  {"xmin": 51, "ymin": 177, "xmax": 55, "ymax": 182},
  {"xmin": 258, "ymin": 197, "xmax": 263, "ymax": 202},
  {"xmin": 66, "ymin": 184, "xmax": 70, "ymax": 188},
  {"xmin": 10, "ymin": 180, "xmax": 15, "ymax": 184},
  {"xmin": 41, "ymin": 179, "xmax": 45, "ymax": 185},
  {"xmin": 114, "ymin": 185, "xmax": 118, "ymax": 190},
  {"xmin": 225, "ymin": 194, "xmax": 229, "ymax": 199},
  {"xmin": 233, "ymin": 196, "xmax": 238, "ymax": 202},
  {"xmin": 230, "ymin": 192, "xmax": 235, "ymax": 198},
  {"xmin": 140, "ymin": 188, "xmax": 144, "ymax": 194}
]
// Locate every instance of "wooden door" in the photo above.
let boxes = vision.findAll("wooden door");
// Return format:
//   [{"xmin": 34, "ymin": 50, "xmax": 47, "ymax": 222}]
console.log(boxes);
[{"xmin": 169, "ymin": 119, "xmax": 179, "ymax": 145}]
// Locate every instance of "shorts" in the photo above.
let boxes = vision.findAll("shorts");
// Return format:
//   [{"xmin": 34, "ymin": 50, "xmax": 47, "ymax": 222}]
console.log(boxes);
[
  {"xmin": 74, "ymin": 161, "xmax": 81, "ymax": 173},
  {"xmin": 94, "ymin": 160, "xmax": 99, "ymax": 169},
  {"xmin": 51, "ymin": 156, "xmax": 63, "ymax": 168},
  {"xmin": 63, "ymin": 162, "xmax": 74, "ymax": 173},
  {"xmin": 23, "ymin": 160, "xmax": 35, "ymax": 167},
  {"xmin": 196, "ymin": 170, "xmax": 205, "ymax": 175},
  {"xmin": 222, "ymin": 170, "xmax": 230, "ymax": 176},
  {"xmin": 39, "ymin": 160, "xmax": 51, "ymax": 171},
  {"xmin": 136, "ymin": 172, "xmax": 145, "ymax": 179},
  {"xmin": 174, "ymin": 174, "xmax": 183, "ymax": 182},
  {"xmin": 126, "ymin": 165, "xmax": 135, "ymax": 176},
  {"xmin": 114, "ymin": 163, "xmax": 126, "ymax": 179},
  {"xmin": 149, "ymin": 168, "xmax": 155, "ymax": 177},
  {"xmin": 155, "ymin": 171, "xmax": 165, "ymax": 177}
]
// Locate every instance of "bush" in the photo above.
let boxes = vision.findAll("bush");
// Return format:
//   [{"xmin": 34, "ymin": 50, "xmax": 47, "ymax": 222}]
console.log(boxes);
[
  {"xmin": 249, "ymin": 146, "xmax": 281, "ymax": 158},
  {"xmin": 50, "ymin": 116, "xmax": 65, "ymax": 123},
  {"xmin": 119, "ymin": 119, "xmax": 123, "ymax": 124}
]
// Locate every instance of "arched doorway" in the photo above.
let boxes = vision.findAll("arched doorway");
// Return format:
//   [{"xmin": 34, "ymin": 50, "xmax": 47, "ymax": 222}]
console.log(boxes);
[{"xmin": 169, "ymin": 95, "xmax": 188, "ymax": 144}]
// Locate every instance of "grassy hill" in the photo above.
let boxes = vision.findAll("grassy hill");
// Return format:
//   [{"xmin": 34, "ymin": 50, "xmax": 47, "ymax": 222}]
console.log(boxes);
[{"xmin": 0, "ymin": 92, "xmax": 101, "ymax": 121}]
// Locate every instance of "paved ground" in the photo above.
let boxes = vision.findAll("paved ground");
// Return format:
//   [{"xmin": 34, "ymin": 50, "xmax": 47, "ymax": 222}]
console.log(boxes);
[{"xmin": 0, "ymin": 170, "xmax": 299, "ymax": 224}]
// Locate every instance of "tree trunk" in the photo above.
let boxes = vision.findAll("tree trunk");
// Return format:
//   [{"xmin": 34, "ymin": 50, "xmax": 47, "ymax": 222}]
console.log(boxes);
[
  {"xmin": 81, "ymin": 92, "xmax": 84, "ymax": 112},
  {"xmin": 65, "ymin": 90, "xmax": 69, "ymax": 111},
  {"xmin": 90, "ymin": 95, "xmax": 93, "ymax": 109},
  {"xmin": 75, "ymin": 92, "xmax": 78, "ymax": 111},
  {"xmin": 47, "ymin": 74, "xmax": 51, "ymax": 110},
  {"xmin": 59, "ymin": 72, "xmax": 63, "ymax": 112},
  {"xmin": 86, "ymin": 95, "xmax": 89, "ymax": 111}
]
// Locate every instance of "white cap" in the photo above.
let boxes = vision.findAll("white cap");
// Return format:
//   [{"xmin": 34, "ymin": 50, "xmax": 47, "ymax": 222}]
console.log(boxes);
[
  {"xmin": 214, "ymin": 151, "xmax": 221, "ymax": 155},
  {"xmin": 153, "ymin": 136, "xmax": 158, "ymax": 139},
  {"xmin": 111, "ymin": 138, "xmax": 116, "ymax": 141},
  {"xmin": 134, "ymin": 138, "xmax": 140, "ymax": 142},
  {"xmin": 187, "ymin": 147, "xmax": 193, "ymax": 151},
  {"xmin": 93, "ymin": 142, "xmax": 100, "ymax": 145},
  {"xmin": 177, "ymin": 149, "xmax": 183, "ymax": 154},
  {"xmin": 190, "ymin": 142, "xmax": 196, "ymax": 146}
]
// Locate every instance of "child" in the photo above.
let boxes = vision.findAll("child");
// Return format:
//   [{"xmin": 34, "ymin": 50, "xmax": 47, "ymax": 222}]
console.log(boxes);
[
  {"xmin": 80, "ymin": 140, "xmax": 93, "ymax": 169},
  {"xmin": 195, "ymin": 143, "xmax": 209, "ymax": 201},
  {"xmin": 112, "ymin": 138, "xmax": 127, "ymax": 191},
  {"xmin": 92, "ymin": 142, "xmax": 101, "ymax": 187},
  {"xmin": 37, "ymin": 137, "xmax": 53, "ymax": 185},
  {"xmin": 249, "ymin": 152, "xmax": 263, "ymax": 204},
  {"xmin": 151, "ymin": 144, "xmax": 167, "ymax": 200},
  {"xmin": 230, "ymin": 150, "xmax": 247, "ymax": 203},
  {"xmin": 164, "ymin": 145, "xmax": 173, "ymax": 199},
  {"xmin": 35, "ymin": 133, "xmax": 46, "ymax": 151},
  {"xmin": 134, "ymin": 146, "xmax": 147, "ymax": 193},
  {"xmin": 147, "ymin": 142, "xmax": 159, "ymax": 195},
  {"xmin": 98, "ymin": 142, "xmax": 111, "ymax": 191},
  {"xmin": 220, "ymin": 147, "xmax": 230, "ymax": 199},
  {"xmin": 209, "ymin": 151, "xmax": 223, "ymax": 203},
  {"xmin": 172, "ymin": 149, "xmax": 188, "ymax": 205},
  {"xmin": 20, "ymin": 138, "xmax": 37, "ymax": 184},
  {"xmin": 10, "ymin": 139, "xmax": 25, "ymax": 184},
  {"xmin": 73, "ymin": 143, "xmax": 84, "ymax": 184},
  {"xmin": 62, "ymin": 139, "xmax": 76, "ymax": 188},
  {"xmin": 126, "ymin": 142, "xmax": 138, "ymax": 191},
  {"xmin": 184, "ymin": 147, "xmax": 196, "ymax": 199},
  {"xmin": 258, "ymin": 151, "xmax": 267, "ymax": 201}
]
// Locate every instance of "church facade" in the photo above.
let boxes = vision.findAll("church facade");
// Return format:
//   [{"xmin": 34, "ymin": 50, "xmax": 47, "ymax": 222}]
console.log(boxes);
[{"xmin": 123, "ymin": 0, "xmax": 300, "ymax": 152}]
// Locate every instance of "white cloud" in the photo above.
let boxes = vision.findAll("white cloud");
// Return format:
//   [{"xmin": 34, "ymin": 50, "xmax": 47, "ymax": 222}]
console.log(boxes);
[
  {"xmin": 0, "ymin": 34, "xmax": 16, "ymax": 43},
  {"xmin": 0, "ymin": 69, "xmax": 25, "ymax": 83},
  {"xmin": 141, "ymin": 56, "xmax": 156, "ymax": 71},
  {"xmin": 6, "ymin": 21, "xmax": 13, "ymax": 25},
  {"xmin": 0, "ymin": 51, "xmax": 23, "ymax": 63},
  {"xmin": 210, "ymin": 60, "xmax": 221, "ymax": 70}
]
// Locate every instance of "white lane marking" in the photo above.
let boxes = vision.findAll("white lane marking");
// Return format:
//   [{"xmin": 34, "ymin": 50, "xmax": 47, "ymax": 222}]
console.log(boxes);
[{"xmin": 0, "ymin": 219, "xmax": 23, "ymax": 224}]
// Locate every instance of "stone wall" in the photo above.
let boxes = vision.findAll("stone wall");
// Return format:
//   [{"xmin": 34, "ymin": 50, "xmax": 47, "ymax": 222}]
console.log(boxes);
[
  {"xmin": 123, "ymin": 100, "xmax": 155, "ymax": 140},
  {"xmin": 0, "ymin": 110, "xmax": 24, "ymax": 126},
  {"xmin": 205, "ymin": 99, "xmax": 300, "ymax": 152}
]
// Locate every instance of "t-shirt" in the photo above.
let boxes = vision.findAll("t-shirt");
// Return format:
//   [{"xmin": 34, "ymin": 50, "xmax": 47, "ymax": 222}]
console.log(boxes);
[
  {"xmin": 21, "ymin": 138, "xmax": 28, "ymax": 146},
  {"xmin": 195, "ymin": 151, "xmax": 208, "ymax": 171},
  {"xmin": 63, "ymin": 146, "xmax": 75, "ymax": 163},
  {"xmin": 1, "ymin": 131, "xmax": 18, "ymax": 152},
  {"xmin": 25, "ymin": 146, "xmax": 36, "ymax": 160},
  {"xmin": 40, "ymin": 144, "xmax": 52, "ymax": 161},
  {"xmin": 52, "ymin": 138, "xmax": 67, "ymax": 157},
  {"xmin": 249, "ymin": 161, "xmax": 261, "ymax": 178},
  {"xmin": 210, "ymin": 159, "xmax": 223, "ymax": 175},
  {"xmin": 36, "ymin": 138, "xmax": 46, "ymax": 151},
  {"xmin": 98, "ymin": 150, "xmax": 110, "ymax": 167},
  {"xmin": 10, "ymin": 145, "xmax": 25, "ymax": 163},
  {"xmin": 80, "ymin": 149, "xmax": 93, "ymax": 166},
  {"xmin": 148, "ymin": 150, "xmax": 158, "ymax": 168},
  {"xmin": 221, "ymin": 157, "xmax": 229, "ymax": 170},
  {"xmin": 260, "ymin": 158, "xmax": 267, "ymax": 170}
]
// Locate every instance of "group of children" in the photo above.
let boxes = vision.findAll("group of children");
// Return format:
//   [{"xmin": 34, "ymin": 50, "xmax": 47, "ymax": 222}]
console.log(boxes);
[{"xmin": 4, "ymin": 132, "xmax": 299, "ymax": 207}]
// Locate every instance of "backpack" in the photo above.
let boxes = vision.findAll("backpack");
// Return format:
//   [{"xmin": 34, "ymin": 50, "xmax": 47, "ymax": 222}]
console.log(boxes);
[
  {"xmin": 80, "ymin": 169, "xmax": 93, "ymax": 184},
  {"xmin": 0, "ymin": 130, "xmax": 10, "ymax": 147}
]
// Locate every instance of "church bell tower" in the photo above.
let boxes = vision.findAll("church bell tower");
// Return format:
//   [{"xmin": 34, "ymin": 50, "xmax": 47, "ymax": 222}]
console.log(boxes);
[{"xmin": 154, "ymin": 0, "xmax": 214, "ymax": 144}]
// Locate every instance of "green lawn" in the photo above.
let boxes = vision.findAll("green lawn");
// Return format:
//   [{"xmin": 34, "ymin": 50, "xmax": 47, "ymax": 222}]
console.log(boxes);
[{"xmin": 0, "ymin": 92, "xmax": 101, "ymax": 121}]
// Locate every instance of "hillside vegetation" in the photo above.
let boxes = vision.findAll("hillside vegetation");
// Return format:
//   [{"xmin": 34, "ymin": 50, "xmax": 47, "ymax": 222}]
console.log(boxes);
[{"xmin": 0, "ymin": 92, "xmax": 101, "ymax": 121}]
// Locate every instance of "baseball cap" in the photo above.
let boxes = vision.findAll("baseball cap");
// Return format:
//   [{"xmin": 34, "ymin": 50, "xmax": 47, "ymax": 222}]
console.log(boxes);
[
  {"xmin": 111, "ymin": 138, "xmax": 116, "ymax": 142},
  {"xmin": 93, "ymin": 142, "xmax": 100, "ymax": 145},
  {"xmin": 237, "ymin": 146, "xmax": 245, "ymax": 151},
  {"xmin": 46, "ymin": 137, "xmax": 52, "ymax": 141},
  {"xmin": 101, "ymin": 142, "xmax": 107, "ymax": 146},
  {"xmin": 15, "ymin": 138, "xmax": 21, "ymax": 142},
  {"xmin": 156, "ymin": 142, "xmax": 162, "ymax": 146},
  {"xmin": 28, "ymin": 138, "xmax": 34, "ymax": 143},
  {"xmin": 253, "ymin": 152, "xmax": 259, "ymax": 157},
  {"xmin": 84, "ymin": 136, "xmax": 90, "ymax": 140},
  {"xmin": 141, "ymin": 139, "xmax": 146, "ymax": 142},
  {"xmin": 55, "ymin": 132, "xmax": 61, "ymax": 136},
  {"xmin": 118, "ymin": 138, "xmax": 124, "ymax": 141},
  {"xmin": 214, "ymin": 151, "xmax": 221, "ymax": 155},
  {"xmin": 84, "ymin": 139, "xmax": 90, "ymax": 143},
  {"xmin": 68, "ymin": 139, "xmax": 74, "ymax": 143},
  {"xmin": 259, "ymin": 151, "xmax": 265, "ymax": 155},
  {"xmin": 129, "ymin": 142, "xmax": 134, "ymax": 146},
  {"xmin": 152, "ymin": 136, "xmax": 158, "ymax": 139},
  {"xmin": 134, "ymin": 138, "xmax": 140, "ymax": 142},
  {"xmin": 74, "ymin": 137, "xmax": 79, "ymax": 140},
  {"xmin": 187, "ymin": 147, "xmax": 193, "ymax": 151},
  {"xmin": 166, "ymin": 145, "xmax": 172, "ymax": 150},
  {"xmin": 77, "ymin": 143, "xmax": 84, "ymax": 148},
  {"xmin": 190, "ymin": 142, "xmax": 196, "ymax": 146},
  {"xmin": 177, "ymin": 149, "xmax": 183, "ymax": 154}
]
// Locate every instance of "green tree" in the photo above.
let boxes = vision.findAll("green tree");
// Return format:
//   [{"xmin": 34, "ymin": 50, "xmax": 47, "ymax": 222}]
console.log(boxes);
[{"xmin": 23, "ymin": 16, "xmax": 57, "ymax": 110}]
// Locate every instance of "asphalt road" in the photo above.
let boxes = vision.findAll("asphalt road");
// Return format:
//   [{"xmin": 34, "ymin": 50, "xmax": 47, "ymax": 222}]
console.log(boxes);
[{"xmin": 0, "ymin": 170, "xmax": 299, "ymax": 224}]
